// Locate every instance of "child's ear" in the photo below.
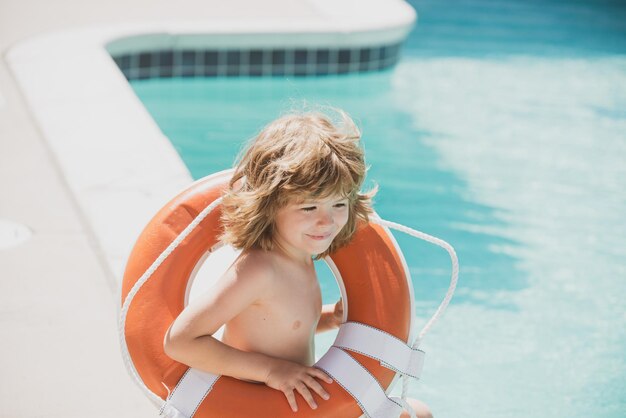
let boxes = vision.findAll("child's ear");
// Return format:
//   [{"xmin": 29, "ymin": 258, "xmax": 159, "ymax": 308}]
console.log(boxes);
[{"xmin": 232, "ymin": 176, "xmax": 246, "ymax": 192}]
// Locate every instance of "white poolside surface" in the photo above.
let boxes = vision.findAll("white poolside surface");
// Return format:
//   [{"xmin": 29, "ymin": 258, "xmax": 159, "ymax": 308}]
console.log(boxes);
[
  {"xmin": 0, "ymin": 1, "xmax": 415, "ymax": 416},
  {"xmin": 0, "ymin": 2, "xmax": 204, "ymax": 415}
]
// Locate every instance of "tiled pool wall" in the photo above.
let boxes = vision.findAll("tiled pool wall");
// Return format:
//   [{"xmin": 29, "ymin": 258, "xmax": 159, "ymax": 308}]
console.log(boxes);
[{"xmin": 111, "ymin": 43, "xmax": 402, "ymax": 79}]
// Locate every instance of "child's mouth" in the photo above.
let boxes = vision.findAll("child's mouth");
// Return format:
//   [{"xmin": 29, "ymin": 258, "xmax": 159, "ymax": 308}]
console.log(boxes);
[{"xmin": 307, "ymin": 233, "xmax": 332, "ymax": 240}]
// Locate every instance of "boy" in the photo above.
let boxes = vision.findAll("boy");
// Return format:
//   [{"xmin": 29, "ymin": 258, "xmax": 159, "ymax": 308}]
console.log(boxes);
[{"xmin": 163, "ymin": 109, "xmax": 432, "ymax": 418}]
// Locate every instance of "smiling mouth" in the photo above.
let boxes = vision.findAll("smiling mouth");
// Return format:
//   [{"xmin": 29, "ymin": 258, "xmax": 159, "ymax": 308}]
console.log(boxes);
[{"xmin": 307, "ymin": 233, "xmax": 332, "ymax": 240}]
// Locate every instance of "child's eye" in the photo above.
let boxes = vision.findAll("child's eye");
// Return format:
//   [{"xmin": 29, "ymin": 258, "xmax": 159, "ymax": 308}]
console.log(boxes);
[
  {"xmin": 301, "ymin": 206, "xmax": 316, "ymax": 212},
  {"xmin": 334, "ymin": 203, "xmax": 347, "ymax": 208}
]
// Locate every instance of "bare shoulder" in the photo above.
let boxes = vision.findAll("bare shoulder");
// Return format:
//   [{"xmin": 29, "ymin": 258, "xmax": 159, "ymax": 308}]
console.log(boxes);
[
  {"xmin": 219, "ymin": 248, "xmax": 281, "ymax": 305},
  {"xmin": 229, "ymin": 249, "xmax": 276, "ymax": 288},
  {"xmin": 166, "ymin": 249, "xmax": 276, "ymax": 339}
]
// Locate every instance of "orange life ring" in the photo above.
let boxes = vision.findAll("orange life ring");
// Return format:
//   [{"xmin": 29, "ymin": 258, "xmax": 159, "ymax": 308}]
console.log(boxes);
[{"xmin": 121, "ymin": 169, "xmax": 415, "ymax": 417}]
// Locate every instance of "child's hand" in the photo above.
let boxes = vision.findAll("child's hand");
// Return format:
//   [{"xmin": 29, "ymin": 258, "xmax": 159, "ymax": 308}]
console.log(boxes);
[
  {"xmin": 264, "ymin": 358, "xmax": 333, "ymax": 412},
  {"xmin": 332, "ymin": 297, "xmax": 344, "ymax": 328}
]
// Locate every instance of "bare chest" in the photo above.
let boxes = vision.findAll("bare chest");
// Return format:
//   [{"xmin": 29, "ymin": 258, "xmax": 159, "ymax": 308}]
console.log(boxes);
[
  {"xmin": 223, "ymin": 265, "xmax": 322, "ymax": 362},
  {"xmin": 264, "ymin": 272, "xmax": 323, "ymax": 331}
]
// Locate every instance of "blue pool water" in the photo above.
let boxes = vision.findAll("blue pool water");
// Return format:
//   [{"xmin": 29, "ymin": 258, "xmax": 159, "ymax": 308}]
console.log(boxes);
[{"xmin": 129, "ymin": 1, "xmax": 626, "ymax": 417}]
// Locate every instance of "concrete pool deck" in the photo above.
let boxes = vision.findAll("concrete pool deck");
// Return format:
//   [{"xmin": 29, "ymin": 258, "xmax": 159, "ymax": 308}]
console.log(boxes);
[
  {"xmin": 0, "ymin": 1, "xmax": 415, "ymax": 416},
  {"xmin": 0, "ymin": 2, "xmax": 191, "ymax": 414},
  {"xmin": 0, "ymin": 41, "xmax": 155, "ymax": 418}
]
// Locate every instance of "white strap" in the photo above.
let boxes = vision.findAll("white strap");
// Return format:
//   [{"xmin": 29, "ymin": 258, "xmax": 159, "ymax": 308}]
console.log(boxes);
[
  {"xmin": 160, "ymin": 368, "xmax": 220, "ymax": 418},
  {"xmin": 334, "ymin": 322, "xmax": 425, "ymax": 379},
  {"xmin": 160, "ymin": 403, "xmax": 188, "ymax": 418},
  {"xmin": 314, "ymin": 346, "xmax": 404, "ymax": 418},
  {"xmin": 390, "ymin": 396, "xmax": 418, "ymax": 418}
]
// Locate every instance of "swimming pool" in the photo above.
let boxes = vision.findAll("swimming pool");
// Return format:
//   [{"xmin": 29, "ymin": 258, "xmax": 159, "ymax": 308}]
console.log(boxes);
[{"xmin": 128, "ymin": 1, "xmax": 626, "ymax": 417}]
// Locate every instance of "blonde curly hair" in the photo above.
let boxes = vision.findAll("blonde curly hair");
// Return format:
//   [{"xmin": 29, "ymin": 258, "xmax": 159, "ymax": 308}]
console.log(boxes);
[{"xmin": 219, "ymin": 107, "xmax": 377, "ymax": 259}]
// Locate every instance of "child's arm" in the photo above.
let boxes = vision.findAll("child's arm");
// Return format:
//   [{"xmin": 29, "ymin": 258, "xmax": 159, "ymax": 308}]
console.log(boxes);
[
  {"xmin": 316, "ymin": 298, "xmax": 343, "ymax": 334},
  {"xmin": 163, "ymin": 254, "xmax": 274, "ymax": 382},
  {"xmin": 163, "ymin": 253, "xmax": 333, "ymax": 412}
]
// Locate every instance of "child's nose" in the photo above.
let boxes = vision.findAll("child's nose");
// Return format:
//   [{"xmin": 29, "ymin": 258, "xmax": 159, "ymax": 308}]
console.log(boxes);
[{"xmin": 317, "ymin": 210, "xmax": 334, "ymax": 226}]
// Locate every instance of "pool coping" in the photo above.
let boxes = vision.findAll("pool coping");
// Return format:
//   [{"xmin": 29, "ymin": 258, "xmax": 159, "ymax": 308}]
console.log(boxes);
[{"xmin": 6, "ymin": 2, "xmax": 416, "ymax": 285}]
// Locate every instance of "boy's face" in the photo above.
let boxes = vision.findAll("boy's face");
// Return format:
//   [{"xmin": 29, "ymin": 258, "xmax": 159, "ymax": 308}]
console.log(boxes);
[{"xmin": 273, "ymin": 194, "xmax": 349, "ymax": 262}]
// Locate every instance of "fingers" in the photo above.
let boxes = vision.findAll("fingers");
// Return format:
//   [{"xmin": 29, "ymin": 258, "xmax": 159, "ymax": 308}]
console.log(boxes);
[
  {"xmin": 304, "ymin": 375, "xmax": 330, "ymax": 401},
  {"xmin": 283, "ymin": 370, "xmax": 333, "ymax": 411},
  {"xmin": 273, "ymin": 364, "xmax": 335, "ymax": 412},
  {"xmin": 285, "ymin": 389, "xmax": 298, "ymax": 412},
  {"xmin": 311, "ymin": 367, "xmax": 334, "ymax": 385},
  {"xmin": 295, "ymin": 382, "xmax": 318, "ymax": 410}
]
